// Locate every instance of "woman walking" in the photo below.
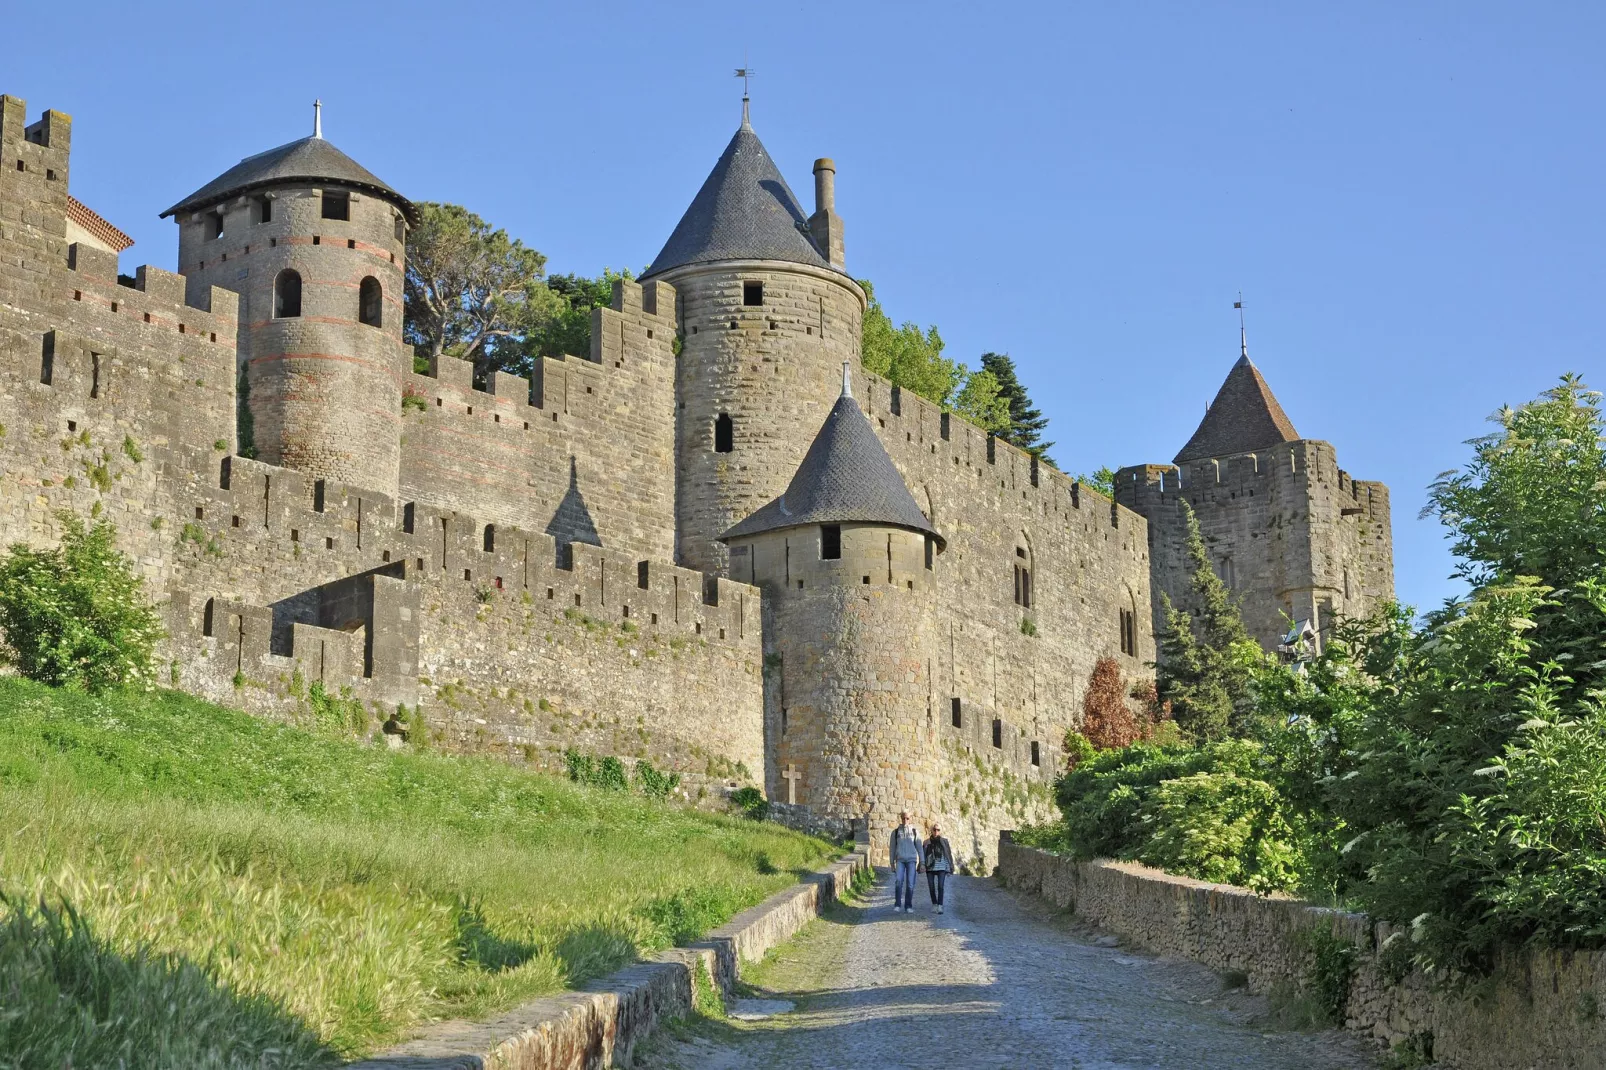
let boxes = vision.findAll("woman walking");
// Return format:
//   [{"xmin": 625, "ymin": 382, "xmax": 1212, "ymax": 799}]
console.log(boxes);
[{"xmin": 924, "ymin": 823, "xmax": 954, "ymax": 913}]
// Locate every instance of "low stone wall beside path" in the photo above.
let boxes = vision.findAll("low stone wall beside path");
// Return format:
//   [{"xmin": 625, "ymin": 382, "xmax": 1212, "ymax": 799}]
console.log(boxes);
[
  {"xmin": 996, "ymin": 835, "xmax": 1606, "ymax": 1070},
  {"xmin": 351, "ymin": 847, "xmax": 870, "ymax": 1070}
]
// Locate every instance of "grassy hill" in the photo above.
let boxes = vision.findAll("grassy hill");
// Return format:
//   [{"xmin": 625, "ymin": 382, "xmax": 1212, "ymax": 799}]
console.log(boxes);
[{"xmin": 0, "ymin": 678, "xmax": 834, "ymax": 1066}]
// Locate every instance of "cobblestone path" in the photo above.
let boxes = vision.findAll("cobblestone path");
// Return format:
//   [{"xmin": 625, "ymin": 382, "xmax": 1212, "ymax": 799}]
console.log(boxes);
[{"xmin": 641, "ymin": 872, "xmax": 1376, "ymax": 1069}]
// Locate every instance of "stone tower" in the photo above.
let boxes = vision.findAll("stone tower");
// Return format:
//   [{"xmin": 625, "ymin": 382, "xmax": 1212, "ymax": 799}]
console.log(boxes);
[
  {"xmin": 722, "ymin": 366, "xmax": 944, "ymax": 862},
  {"xmin": 643, "ymin": 104, "xmax": 866, "ymax": 575},
  {"xmin": 1115, "ymin": 342, "xmax": 1393, "ymax": 650},
  {"xmin": 164, "ymin": 105, "xmax": 416, "ymax": 497}
]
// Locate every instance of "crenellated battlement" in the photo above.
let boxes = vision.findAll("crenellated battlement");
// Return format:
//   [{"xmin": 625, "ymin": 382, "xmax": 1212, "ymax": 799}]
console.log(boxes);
[{"xmin": 858, "ymin": 368, "xmax": 1141, "ymax": 532}]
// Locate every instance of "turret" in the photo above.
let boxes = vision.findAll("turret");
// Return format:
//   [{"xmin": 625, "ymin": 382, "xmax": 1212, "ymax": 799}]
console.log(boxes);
[
  {"xmin": 645, "ymin": 106, "xmax": 866, "ymax": 574},
  {"xmin": 722, "ymin": 366, "xmax": 944, "ymax": 861},
  {"xmin": 164, "ymin": 103, "xmax": 416, "ymax": 497}
]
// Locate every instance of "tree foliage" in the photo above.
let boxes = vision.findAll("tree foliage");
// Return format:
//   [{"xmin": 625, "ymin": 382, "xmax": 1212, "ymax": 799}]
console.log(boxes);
[
  {"xmin": 857, "ymin": 280, "xmax": 1011, "ymax": 433},
  {"xmin": 1153, "ymin": 502, "xmax": 1256, "ymax": 743},
  {"xmin": 1074, "ymin": 467, "xmax": 1116, "ymax": 497},
  {"xmin": 403, "ymin": 202, "xmax": 560, "ymax": 382},
  {"xmin": 520, "ymin": 270, "xmax": 637, "ymax": 369},
  {"xmin": 1051, "ymin": 375, "xmax": 1606, "ymax": 975},
  {"xmin": 981, "ymin": 352, "xmax": 1054, "ymax": 461},
  {"xmin": 0, "ymin": 515, "xmax": 164, "ymax": 691}
]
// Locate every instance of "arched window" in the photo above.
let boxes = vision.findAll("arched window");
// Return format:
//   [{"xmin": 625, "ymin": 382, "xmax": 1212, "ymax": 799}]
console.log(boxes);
[
  {"xmin": 483, "ymin": 524, "xmax": 495, "ymax": 552},
  {"xmin": 1013, "ymin": 543, "xmax": 1032, "ymax": 608},
  {"xmin": 714, "ymin": 412, "xmax": 734, "ymax": 453},
  {"xmin": 359, "ymin": 276, "xmax": 383, "ymax": 327},
  {"xmin": 274, "ymin": 269, "xmax": 302, "ymax": 318}
]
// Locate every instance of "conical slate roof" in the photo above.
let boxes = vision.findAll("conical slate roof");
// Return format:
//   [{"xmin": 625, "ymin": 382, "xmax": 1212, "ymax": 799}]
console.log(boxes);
[
  {"xmin": 644, "ymin": 118, "xmax": 836, "ymax": 278},
  {"xmin": 1174, "ymin": 355, "xmax": 1300, "ymax": 464},
  {"xmin": 162, "ymin": 136, "xmax": 416, "ymax": 223},
  {"xmin": 720, "ymin": 375, "xmax": 942, "ymax": 546}
]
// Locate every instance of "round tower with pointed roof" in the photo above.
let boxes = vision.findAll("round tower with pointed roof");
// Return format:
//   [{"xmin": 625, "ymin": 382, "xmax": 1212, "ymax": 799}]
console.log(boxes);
[
  {"xmin": 645, "ymin": 103, "xmax": 865, "ymax": 574},
  {"xmin": 722, "ymin": 366, "xmax": 945, "ymax": 861},
  {"xmin": 165, "ymin": 103, "xmax": 417, "ymax": 496}
]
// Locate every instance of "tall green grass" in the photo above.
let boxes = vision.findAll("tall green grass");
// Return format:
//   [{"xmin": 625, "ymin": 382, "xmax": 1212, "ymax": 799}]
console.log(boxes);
[{"xmin": 0, "ymin": 679, "xmax": 834, "ymax": 1062}]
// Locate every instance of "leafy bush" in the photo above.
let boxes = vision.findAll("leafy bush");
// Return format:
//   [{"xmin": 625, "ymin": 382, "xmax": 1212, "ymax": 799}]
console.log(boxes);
[
  {"xmin": 634, "ymin": 759, "xmax": 682, "ymax": 799},
  {"xmin": 0, "ymin": 514, "xmax": 164, "ymax": 691},
  {"xmin": 1053, "ymin": 738, "xmax": 1264, "ymax": 861},
  {"xmin": 729, "ymin": 786, "xmax": 769, "ymax": 820},
  {"xmin": 1135, "ymin": 771, "xmax": 1304, "ymax": 893}
]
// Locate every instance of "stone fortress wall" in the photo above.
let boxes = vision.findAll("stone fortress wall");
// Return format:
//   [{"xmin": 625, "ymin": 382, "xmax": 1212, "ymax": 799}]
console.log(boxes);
[
  {"xmin": 856, "ymin": 374, "xmax": 1154, "ymax": 863},
  {"xmin": 0, "ymin": 89, "xmax": 1393, "ymax": 858},
  {"xmin": 1115, "ymin": 441, "xmax": 1393, "ymax": 649},
  {"xmin": 0, "ymin": 95, "xmax": 763, "ymax": 790}
]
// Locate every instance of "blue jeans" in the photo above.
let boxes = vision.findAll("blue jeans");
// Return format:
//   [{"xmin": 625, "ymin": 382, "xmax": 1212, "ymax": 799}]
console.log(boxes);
[
  {"xmin": 893, "ymin": 859, "xmax": 919, "ymax": 909},
  {"xmin": 928, "ymin": 870, "xmax": 948, "ymax": 905}
]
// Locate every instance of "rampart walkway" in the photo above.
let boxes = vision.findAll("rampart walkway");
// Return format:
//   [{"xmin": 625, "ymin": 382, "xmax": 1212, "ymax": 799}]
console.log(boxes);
[{"xmin": 642, "ymin": 872, "xmax": 1375, "ymax": 1069}]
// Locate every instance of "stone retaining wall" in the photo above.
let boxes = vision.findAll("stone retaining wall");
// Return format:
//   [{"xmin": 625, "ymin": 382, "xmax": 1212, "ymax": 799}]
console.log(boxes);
[
  {"xmin": 351, "ymin": 847, "xmax": 870, "ymax": 1070},
  {"xmin": 997, "ymin": 837, "xmax": 1606, "ymax": 1069}
]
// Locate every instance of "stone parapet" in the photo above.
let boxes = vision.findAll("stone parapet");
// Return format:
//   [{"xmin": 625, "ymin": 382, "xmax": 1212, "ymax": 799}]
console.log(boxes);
[{"xmin": 996, "ymin": 837, "xmax": 1606, "ymax": 1069}]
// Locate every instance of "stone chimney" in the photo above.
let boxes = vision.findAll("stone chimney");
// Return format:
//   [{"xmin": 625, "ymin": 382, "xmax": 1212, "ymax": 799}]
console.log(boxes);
[{"xmin": 809, "ymin": 158, "xmax": 845, "ymax": 270}]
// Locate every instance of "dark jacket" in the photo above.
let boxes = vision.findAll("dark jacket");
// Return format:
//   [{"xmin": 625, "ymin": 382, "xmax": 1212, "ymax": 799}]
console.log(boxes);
[{"xmin": 923, "ymin": 835, "xmax": 955, "ymax": 873}]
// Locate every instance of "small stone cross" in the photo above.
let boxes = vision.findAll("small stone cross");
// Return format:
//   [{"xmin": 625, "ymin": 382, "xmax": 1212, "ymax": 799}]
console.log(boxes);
[{"xmin": 781, "ymin": 763, "xmax": 801, "ymax": 805}]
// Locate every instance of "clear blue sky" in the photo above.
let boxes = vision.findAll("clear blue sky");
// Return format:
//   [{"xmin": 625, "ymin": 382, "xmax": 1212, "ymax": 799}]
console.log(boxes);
[{"xmin": 10, "ymin": 1, "xmax": 1603, "ymax": 613}]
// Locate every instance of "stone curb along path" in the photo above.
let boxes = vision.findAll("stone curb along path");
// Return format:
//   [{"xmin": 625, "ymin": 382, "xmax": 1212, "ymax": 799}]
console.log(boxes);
[{"xmin": 349, "ymin": 848, "xmax": 870, "ymax": 1070}]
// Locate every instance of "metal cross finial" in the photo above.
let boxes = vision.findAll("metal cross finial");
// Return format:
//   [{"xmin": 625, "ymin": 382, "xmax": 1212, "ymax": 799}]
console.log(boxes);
[
  {"xmin": 1234, "ymin": 292, "xmax": 1248, "ymax": 360},
  {"xmin": 313, "ymin": 99, "xmax": 323, "ymax": 139}
]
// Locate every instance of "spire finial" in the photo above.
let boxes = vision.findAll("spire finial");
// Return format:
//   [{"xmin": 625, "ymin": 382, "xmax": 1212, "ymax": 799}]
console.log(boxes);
[
  {"xmin": 734, "ymin": 62, "xmax": 755, "ymax": 126},
  {"xmin": 313, "ymin": 99, "xmax": 323, "ymax": 139},
  {"xmin": 1234, "ymin": 292, "xmax": 1248, "ymax": 361},
  {"xmin": 841, "ymin": 361, "xmax": 853, "ymax": 399}
]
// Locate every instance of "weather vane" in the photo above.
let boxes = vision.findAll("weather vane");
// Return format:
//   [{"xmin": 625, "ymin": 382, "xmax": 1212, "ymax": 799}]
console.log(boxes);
[
  {"xmin": 1234, "ymin": 292, "xmax": 1248, "ymax": 359},
  {"xmin": 735, "ymin": 60, "xmax": 755, "ymax": 124}
]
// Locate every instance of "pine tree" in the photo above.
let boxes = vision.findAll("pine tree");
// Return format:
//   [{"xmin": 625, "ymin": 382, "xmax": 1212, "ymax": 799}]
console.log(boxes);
[
  {"xmin": 980, "ymin": 352, "xmax": 1054, "ymax": 461},
  {"xmin": 1154, "ymin": 502, "xmax": 1255, "ymax": 742}
]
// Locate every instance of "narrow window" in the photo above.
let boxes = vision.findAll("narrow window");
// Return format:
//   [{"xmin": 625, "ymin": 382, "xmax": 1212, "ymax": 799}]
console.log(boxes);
[
  {"xmin": 743, "ymin": 280, "xmax": 764, "ymax": 306},
  {"xmin": 780, "ymin": 708, "xmax": 789, "ymax": 736},
  {"xmin": 204, "ymin": 210, "xmax": 224, "ymax": 240},
  {"xmin": 394, "ymin": 216, "xmax": 406, "ymax": 242},
  {"xmin": 321, "ymin": 190, "xmax": 350, "ymax": 220},
  {"xmin": 274, "ymin": 269, "xmax": 302, "ymax": 318},
  {"xmin": 1031, "ymin": 741, "xmax": 1041, "ymax": 766},
  {"xmin": 820, "ymin": 524, "xmax": 841, "ymax": 560},
  {"xmin": 90, "ymin": 352, "xmax": 101, "ymax": 398},
  {"xmin": 714, "ymin": 412, "xmax": 733, "ymax": 453},
  {"xmin": 992, "ymin": 718, "xmax": 1003, "ymax": 749},
  {"xmin": 402, "ymin": 502, "xmax": 416, "ymax": 534},
  {"xmin": 359, "ymin": 276, "xmax": 383, "ymax": 327},
  {"xmin": 951, "ymin": 697, "xmax": 962, "ymax": 728},
  {"xmin": 925, "ymin": 535, "xmax": 934, "ymax": 570},
  {"xmin": 1120, "ymin": 609, "xmax": 1137, "ymax": 655},
  {"xmin": 1013, "ymin": 546, "xmax": 1032, "ymax": 609},
  {"xmin": 39, "ymin": 333, "xmax": 54, "ymax": 385},
  {"xmin": 483, "ymin": 524, "xmax": 495, "ymax": 552},
  {"xmin": 254, "ymin": 195, "xmax": 272, "ymax": 224}
]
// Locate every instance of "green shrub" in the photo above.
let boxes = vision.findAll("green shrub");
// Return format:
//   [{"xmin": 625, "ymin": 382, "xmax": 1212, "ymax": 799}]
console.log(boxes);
[
  {"xmin": 1135, "ymin": 771, "xmax": 1304, "ymax": 893},
  {"xmin": 1053, "ymin": 738, "xmax": 1263, "ymax": 861},
  {"xmin": 0, "ymin": 515, "xmax": 164, "ymax": 691},
  {"xmin": 634, "ymin": 759, "xmax": 681, "ymax": 799},
  {"xmin": 729, "ymin": 786, "xmax": 769, "ymax": 820},
  {"xmin": 0, "ymin": 893, "xmax": 334, "ymax": 1069}
]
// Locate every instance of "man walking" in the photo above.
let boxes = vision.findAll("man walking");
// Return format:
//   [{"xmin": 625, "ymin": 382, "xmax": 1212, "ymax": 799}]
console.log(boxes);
[{"xmin": 889, "ymin": 810, "xmax": 922, "ymax": 914}]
